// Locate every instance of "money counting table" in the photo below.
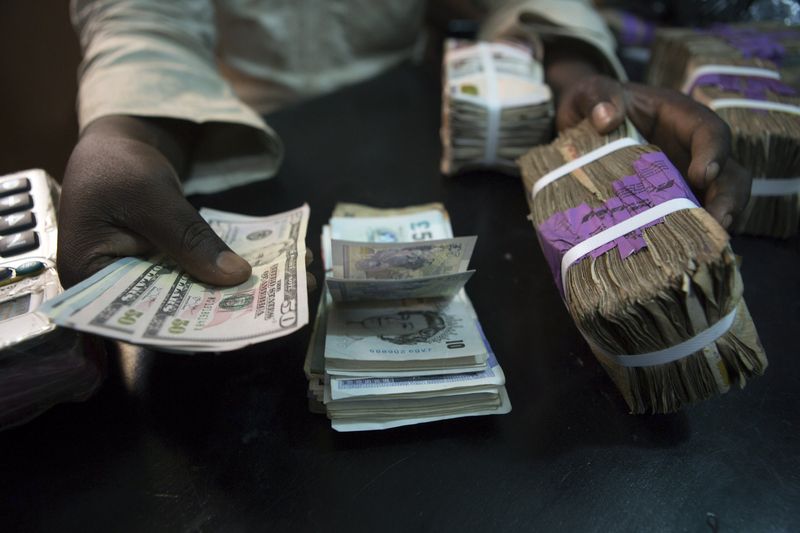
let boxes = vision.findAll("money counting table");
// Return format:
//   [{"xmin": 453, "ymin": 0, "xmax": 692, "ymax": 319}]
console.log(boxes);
[{"xmin": 1, "ymin": 65, "xmax": 798, "ymax": 532}]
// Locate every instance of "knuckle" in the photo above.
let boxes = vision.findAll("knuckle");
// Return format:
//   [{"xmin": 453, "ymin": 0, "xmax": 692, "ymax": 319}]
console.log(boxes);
[{"xmin": 180, "ymin": 220, "xmax": 218, "ymax": 254}]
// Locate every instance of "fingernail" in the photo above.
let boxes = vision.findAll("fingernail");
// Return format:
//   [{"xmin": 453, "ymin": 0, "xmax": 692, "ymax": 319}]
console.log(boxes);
[
  {"xmin": 216, "ymin": 251, "xmax": 250, "ymax": 275},
  {"xmin": 705, "ymin": 162, "xmax": 720, "ymax": 182},
  {"xmin": 721, "ymin": 214, "xmax": 732, "ymax": 229},
  {"xmin": 592, "ymin": 103, "xmax": 614, "ymax": 126}
]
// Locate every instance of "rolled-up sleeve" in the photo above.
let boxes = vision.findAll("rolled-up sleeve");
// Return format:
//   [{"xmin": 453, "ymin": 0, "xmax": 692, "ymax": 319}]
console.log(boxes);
[
  {"xmin": 71, "ymin": 0, "xmax": 283, "ymax": 194},
  {"xmin": 479, "ymin": 0, "xmax": 626, "ymax": 80}
]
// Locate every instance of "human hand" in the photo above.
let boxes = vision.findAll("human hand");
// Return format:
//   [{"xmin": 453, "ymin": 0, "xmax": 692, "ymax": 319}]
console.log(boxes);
[
  {"xmin": 57, "ymin": 116, "xmax": 252, "ymax": 288},
  {"xmin": 556, "ymin": 75, "xmax": 751, "ymax": 229}
]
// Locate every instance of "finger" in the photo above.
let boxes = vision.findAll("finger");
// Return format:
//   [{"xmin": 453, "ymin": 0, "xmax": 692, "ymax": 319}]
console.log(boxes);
[
  {"xmin": 137, "ymin": 195, "xmax": 252, "ymax": 286},
  {"xmin": 306, "ymin": 272, "xmax": 317, "ymax": 292},
  {"xmin": 624, "ymin": 83, "xmax": 733, "ymax": 193},
  {"xmin": 305, "ymin": 249, "xmax": 314, "ymax": 268},
  {"xmin": 685, "ymin": 111, "xmax": 732, "ymax": 190},
  {"xmin": 556, "ymin": 75, "xmax": 626, "ymax": 134},
  {"xmin": 703, "ymin": 159, "xmax": 752, "ymax": 229},
  {"xmin": 57, "ymin": 224, "xmax": 153, "ymax": 288}
]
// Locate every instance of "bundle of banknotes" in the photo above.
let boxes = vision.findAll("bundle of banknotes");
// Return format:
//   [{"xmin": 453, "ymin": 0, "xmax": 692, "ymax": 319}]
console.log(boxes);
[
  {"xmin": 0, "ymin": 330, "xmax": 105, "ymax": 430},
  {"xmin": 518, "ymin": 121, "xmax": 768, "ymax": 414},
  {"xmin": 40, "ymin": 206, "xmax": 310, "ymax": 352},
  {"xmin": 440, "ymin": 38, "xmax": 554, "ymax": 175},
  {"xmin": 649, "ymin": 23, "xmax": 800, "ymax": 238},
  {"xmin": 306, "ymin": 203, "xmax": 511, "ymax": 431}
]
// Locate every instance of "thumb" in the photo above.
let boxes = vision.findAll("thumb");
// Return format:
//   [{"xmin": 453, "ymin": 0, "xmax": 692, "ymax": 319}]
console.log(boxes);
[
  {"xmin": 557, "ymin": 75, "xmax": 626, "ymax": 134},
  {"xmin": 139, "ymin": 195, "xmax": 252, "ymax": 286}
]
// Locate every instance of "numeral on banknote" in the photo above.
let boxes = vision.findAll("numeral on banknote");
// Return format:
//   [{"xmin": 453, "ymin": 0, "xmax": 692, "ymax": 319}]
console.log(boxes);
[
  {"xmin": 411, "ymin": 221, "xmax": 433, "ymax": 240},
  {"xmin": 280, "ymin": 299, "xmax": 297, "ymax": 328},
  {"xmin": 117, "ymin": 309, "xmax": 143, "ymax": 326},
  {"xmin": 169, "ymin": 319, "xmax": 189, "ymax": 335}
]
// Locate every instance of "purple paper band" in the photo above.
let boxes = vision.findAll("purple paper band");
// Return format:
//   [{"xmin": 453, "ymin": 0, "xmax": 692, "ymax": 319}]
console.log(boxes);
[
  {"xmin": 705, "ymin": 25, "xmax": 800, "ymax": 66},
  {"xmin": 690, "ymin": 73, "xmax": 797, "ymax": 100},
  {"xmin": 536, "ymin": 152, "xmax": 698, "ymax": 295},
  {"xmin": 620, "ymin": 12, "xmax": 656, "ymax": 47}
]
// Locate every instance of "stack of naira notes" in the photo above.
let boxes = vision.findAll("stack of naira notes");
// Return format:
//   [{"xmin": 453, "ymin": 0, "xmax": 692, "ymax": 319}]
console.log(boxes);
[
  {"xmin": 519, "ymin": 122, "xmax": 767, "ymax": 414},
  {"xmin": 305, "ymin": 203, "xmax": 511, "ymax": 432},
  {"xmin": 440, "ymin": 38, "xmax": 554, "ymax": 175},
  {"xmin": 39, "ymin": 206, "xmax": 310, "ymax": 352},
  {"xmin": 649, "ymin": 23, "xmax": 800, "ymax": 238}
]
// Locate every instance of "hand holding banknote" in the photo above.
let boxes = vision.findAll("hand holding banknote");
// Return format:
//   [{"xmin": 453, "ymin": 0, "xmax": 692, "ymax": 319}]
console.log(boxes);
[
  {"xmin": 57, "ymin": 116, "xmax": 252, "ymax": 288},
  {"xmin": 43, "ymin": 206, "xmax": 311, "ymax": 352}
]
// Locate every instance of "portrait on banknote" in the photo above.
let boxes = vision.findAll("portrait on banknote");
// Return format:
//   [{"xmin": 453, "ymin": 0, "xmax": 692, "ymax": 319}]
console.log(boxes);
[{"xmin": 348, "ymin": 310, "xmax": 452, "ymax": 345}]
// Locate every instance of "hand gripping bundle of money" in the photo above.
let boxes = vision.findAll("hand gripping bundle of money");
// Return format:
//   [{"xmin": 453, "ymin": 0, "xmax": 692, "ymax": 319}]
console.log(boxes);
[
  {"xmin": 648, "ymin": 23, "xmax": 800, "ymax": 238},
  {"xmin": 305, "ymin": 203, "xmax": 511, "ymax": 431},
  {"xmin": 40, "ymin": 206, "xmax": 310, "ymax": 352},
  {"xmin": 440, "ymin": 38, "xmax": 554, "ymax": 176},
  {"xmin": 518, "ymin": 122, "xmax": 768, "ymax": 414}
]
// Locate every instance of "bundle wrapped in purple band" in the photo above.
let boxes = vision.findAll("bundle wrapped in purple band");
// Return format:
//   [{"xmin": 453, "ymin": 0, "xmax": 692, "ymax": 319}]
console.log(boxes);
[
  {"xmin": 518, "ymin": 122, "xmax": 767, "ymax": 414},
  {"xmin": 649, "ymin": 23, "xmax": 800, "ymax": 238},
  {"xmin": 536, "ymin": 150, "xmax": 699, "ymax": 296},
  {"xmin": 688, "ymin": 73, "xmax": 796, "ymax": 100}
]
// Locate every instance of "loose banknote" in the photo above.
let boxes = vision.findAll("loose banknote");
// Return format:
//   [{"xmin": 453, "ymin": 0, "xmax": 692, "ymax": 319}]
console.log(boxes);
[
  {"xmin": 326, "ymin": 236, "xmax": 477, "ymax": 302},
  {"xmin": 324, "ymin": 291, "xmax": 488, "ymax": 376},
  {"xmin": 325, "ymin": 270, "xmax": 475, "ymax": 302},
  {"xmin": 40, "ymin": 205, "xmax": 311, "ymax": 352},
  {"xmin": 322, "ymin": 203, "xmax": 454, "ymax": 273},
  {"xmin": 331, "ymin": 237, "xmax": 476, "ymax": 280}
]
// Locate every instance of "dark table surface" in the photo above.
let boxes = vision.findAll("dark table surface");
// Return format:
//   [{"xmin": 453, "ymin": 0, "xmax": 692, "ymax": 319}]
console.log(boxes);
[{"xmin": 2, "ymin": 64, "xmax": 799, "ymax": 533}]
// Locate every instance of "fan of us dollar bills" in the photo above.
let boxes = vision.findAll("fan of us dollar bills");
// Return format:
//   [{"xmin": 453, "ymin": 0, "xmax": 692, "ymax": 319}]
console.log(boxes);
[
  {"xmin": 306, "ymin": 203, "xmax": 511, "ymax": 431},
  {"xmin": 39, "ymin": 206, "xmax": 311, "ymax": 352}
]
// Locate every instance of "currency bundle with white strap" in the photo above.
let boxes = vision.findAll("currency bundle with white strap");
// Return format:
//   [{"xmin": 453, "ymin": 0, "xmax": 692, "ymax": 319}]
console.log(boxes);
[
  {"xmin": 440, "ymin": 39, "xmax": 554, "ymax": 176},
  {"xmin": 649, "ymin": 23, "xmax": 800, "ymax": 239},
  {"xmin": 518, "ymin": 121, "xmax": 767, "ymax": 414}
]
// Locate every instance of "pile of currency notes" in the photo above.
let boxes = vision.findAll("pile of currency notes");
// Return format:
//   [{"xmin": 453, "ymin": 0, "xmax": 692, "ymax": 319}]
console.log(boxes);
[
  {"xmin": 305, "ymin": 203, "xmax": 511, "ymax": 431},
  {"xmin": 0, "ymin": 330, "xmax": 104, "ymax": 430},
  {"xmin": 40, "ymin": 206, "xmax": 310, "ymax": 352},
  {"xmin": 649, "ymin": 23, "xmax": 800, "ymax": 238},
  {"xmin": 518, "ymin": 121, "xmax": 768, "ymax": 414},
  {"xmin": 440, "ymin": 38, "xmax": 554, "ymax": 176}
]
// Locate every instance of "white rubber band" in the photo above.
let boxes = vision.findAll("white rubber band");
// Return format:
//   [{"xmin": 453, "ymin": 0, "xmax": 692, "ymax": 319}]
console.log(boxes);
[
  {"xmin": 751, "ymin": 177, "xmax": 800, "ymax": 196},
  {"xmin": 560, "ymin": 198, "xmax": 699, "ymax": 298},
  {"xmin": 479, "ymin": 43, "xmax": 500, "ymax": 164},
  {"xmin": 591, "ymin": 307, "xmax": 738, "ymax": 367},
  {"xmin": 682, "ymin": 64, "xmax": 780, "ymax": 94},
  {"xmin": 531, "ymin": 138, "xmax": 640, "ymax": 200},
  {"xmin": 709, "ymin": 98, "xmax": 800, "ymax": 115}
]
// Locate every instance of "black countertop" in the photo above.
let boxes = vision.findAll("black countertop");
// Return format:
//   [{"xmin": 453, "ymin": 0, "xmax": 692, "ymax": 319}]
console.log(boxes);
[{"xmin": 1, "ymin": 64, "xmax": 798, "ymax": 533}]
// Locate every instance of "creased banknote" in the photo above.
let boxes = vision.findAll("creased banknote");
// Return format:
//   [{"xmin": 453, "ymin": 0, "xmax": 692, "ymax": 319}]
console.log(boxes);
[{"xmin": 331, "ymin": 236, "xmax": 476, "ymax": 280}]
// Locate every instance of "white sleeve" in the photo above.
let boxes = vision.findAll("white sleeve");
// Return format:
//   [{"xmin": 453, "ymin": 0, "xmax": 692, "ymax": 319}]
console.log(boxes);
[
  {"xmin": 479, "ymin": 0, "xmax": 626, "ymax": 81},
  {"xmin": 71, "ymin": 0, "xmax": 283, "ymax": 194}
]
